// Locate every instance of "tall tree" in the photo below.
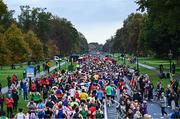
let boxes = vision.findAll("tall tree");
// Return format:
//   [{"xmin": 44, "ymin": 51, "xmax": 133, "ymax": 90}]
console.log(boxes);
[
  {"xmin": 78, "ymin": 32, "xmax": 88, "ymax": 53},
  {"xmin": 103, "ymin": 13, "xmax": 144, "ymax": 55},
  {"xmin": 18, "ymin": 6, "xmax": 52, "ymax": 43},
  {"xmin": 4, "ymin": 23, "xmax": 30, "ymax": 64},
  {"xmin": 0, "ymin": 0, "xmax": 7, "ymax": 18},
  {"xmin": 47, "ymin": 39, "xmax": 59, "ymax": 58},
  {"xmin": 0, "ymin": 32, "xmax": 10, "ymax": 65},
  {"xmin": 24, "ymin": 30, "xmax": 44, "ymax": 62},
  {"xmin": 49, "ymin": 17, "xmax": 83, "ymax": 55},
  {"xmin": 0, "ymin": 10, "xmax": 16, "ymax": 29},
  {"xmin": 136, "ymin": 0, "xmax": 180, "ymax": 58},
  {"xmin": 18, "ymin": 6, "xmax": 31, "ymax": 32}
]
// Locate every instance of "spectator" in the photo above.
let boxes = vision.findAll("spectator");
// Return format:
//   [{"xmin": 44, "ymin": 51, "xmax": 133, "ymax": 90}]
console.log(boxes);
[
  {"xmin": 12, "ymin": 90, "xmax": 19, "ymax": 112},
  {"xmin": 0, "ymin": 92, "xmax": 4, "ymax": 111},
  {"xmin": 22, "ymin": 81, "xmax": 28, "ymax": 101},
  {"xmin": 5, "ymin": 94, "xmax": 14, "ymax": 118},
  {"xmin": 160, "ymin": 93, "xmax": 167, "ymax": 117}
]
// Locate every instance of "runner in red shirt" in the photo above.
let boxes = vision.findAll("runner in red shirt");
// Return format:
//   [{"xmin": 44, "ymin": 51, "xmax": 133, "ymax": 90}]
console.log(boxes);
[
  {"xmin": 88, "ymin": 105, "xmax": 96, "ymax": 119},
  {"xmin": 119, "ymin": 79, "xmax": 125, "ymax": 93}
]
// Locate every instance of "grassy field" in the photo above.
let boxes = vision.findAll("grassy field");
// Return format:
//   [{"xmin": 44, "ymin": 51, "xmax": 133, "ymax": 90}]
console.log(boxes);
[
  {"xmin": 0, "ymin": 65, "xmax": 25, "ymax": 87},
  {"xmin": 116, "ymin": 56, "xmax": 171, "ymax": 88},
  {"xmin": 139, "ymin": 57, "xmax": 180, "ymax": 75},
  {"xmin": 0, "ymin": 61, "xmax": 57, "ymax": 87}
]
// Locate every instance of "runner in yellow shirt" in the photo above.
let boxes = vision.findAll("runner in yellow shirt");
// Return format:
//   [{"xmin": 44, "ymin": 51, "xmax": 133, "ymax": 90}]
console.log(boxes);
[{"xmin": 79, "ymin": 89, "xmax": 88, "ymax": 103}]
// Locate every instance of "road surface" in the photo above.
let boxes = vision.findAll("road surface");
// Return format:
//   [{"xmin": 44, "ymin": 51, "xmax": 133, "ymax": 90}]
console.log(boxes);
[{"xmin": 106, "ymin": 72, "xmax": 173, "ymax": 119}]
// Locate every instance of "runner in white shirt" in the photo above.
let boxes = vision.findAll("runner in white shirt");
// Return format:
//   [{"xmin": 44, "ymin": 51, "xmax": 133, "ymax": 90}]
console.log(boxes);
[
  {"xmin": 15, "ymin": 108, "xmax": 25, "ymax": 119},
  {"xmin": 69, "ymin": 88, "xmax": 76, "ymax": 98}
]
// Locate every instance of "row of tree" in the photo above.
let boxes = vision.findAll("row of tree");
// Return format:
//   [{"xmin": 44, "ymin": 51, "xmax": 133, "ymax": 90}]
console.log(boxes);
[
  {"xmin": 0, "ymin": 0, "xmax": 88, "ymax": 65},
  {"xmin": 103, "ymin": 0, "xmax": 180, "ymax": 61}
]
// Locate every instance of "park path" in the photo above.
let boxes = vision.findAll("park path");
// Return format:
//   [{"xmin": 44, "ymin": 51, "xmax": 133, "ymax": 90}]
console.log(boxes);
[
  {"xmin": 138, "ymin": 62, "xmax": 156, "ymax": 70},
  {"xmin": 1, "ymin": 62, "xmax": 66, "ymax": 94}
]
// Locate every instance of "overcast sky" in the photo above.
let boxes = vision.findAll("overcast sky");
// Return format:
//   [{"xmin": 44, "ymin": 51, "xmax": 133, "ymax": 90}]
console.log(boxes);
[{"xmin": 4, "ymin": 0, "xmax": 138, "ymax": 44}]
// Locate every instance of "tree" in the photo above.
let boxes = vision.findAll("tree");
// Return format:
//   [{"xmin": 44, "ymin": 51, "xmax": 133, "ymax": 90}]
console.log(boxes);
[
  {"xmin": 78, "ymin": 32, "xmax": 88, "ymax": 53},
  {"xmin": 103, "ymin": 13, "xmax": 144, "ymax": 55},
  {"xmin": 0, "ymin": 32, "xmax": 10, "ymax": 65},
  {"xmin": 103, "ymin": 38, "xmax": 114, "ymax": 53},
  {"xmin": 18, "ymin": 6, "xmax": 88, "ymax": 57},
  {"xmin": 47, "ymin": 39, "xmax": 59, "ymax": 58},
  {"xmin": 136, "ymin": 0, "xmax": 180, "ymax": 58},
  {"xmin": 4, "ymin": 23, "xmax": 30, "ymax": 64},
  {"xmin": 24, "ymin": 30, "xmax": 44, "ymax": 62},
  {"xmin": 18, "ymin": 6, "xmax": 32, "ymax": 32},
  {"xmin": 0, "ymin": 10, "xmax": 16, "ymax": 29},
  {"xmin": 49, "ymin": 17, "xmax": 85, "ymax": 55},
  {"xmin": 0, "ymin": 0, "xmax": 7, "ymax": 18}
]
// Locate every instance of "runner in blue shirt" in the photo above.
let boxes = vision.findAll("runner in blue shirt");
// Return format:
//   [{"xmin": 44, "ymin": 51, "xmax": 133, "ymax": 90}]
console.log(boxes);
[{"xmin": 96, "ymin": 88, "xmax": 104, "ymax": 103}]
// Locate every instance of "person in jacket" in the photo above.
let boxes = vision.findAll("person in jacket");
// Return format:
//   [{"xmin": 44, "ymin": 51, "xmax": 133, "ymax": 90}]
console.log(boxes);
[
  {"xmin": 0, "ymin": 92, "xmax": 4, "ymax": 111},
  {"xmin": 22, "ymin": 81, "xmax": 28, "ymax": 100},
  {"xmin": 12, "ymin": 90, "xmax": 19, "ymax": 112},
  {"xmin": 5, "ymin": 94, "xmax": 14, "ymax": 118},
  {"xmin": 159, "ymin": 93, "xmax": 167, "ymax": 117}
]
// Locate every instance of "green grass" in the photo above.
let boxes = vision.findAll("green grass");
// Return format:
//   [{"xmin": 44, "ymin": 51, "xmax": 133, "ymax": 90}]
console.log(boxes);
[
  {"xmin": 0, "ymin": 67, "xmax": 25, "ymax": 87},
  {"xmin": 139, "ymin": 67, "xmax": 170, "ymax": 88},
  {"xmin": 139, "ymin": 57, "xmax": 180, "ymax": 75},
  {"xmin": 0, "ymin": 61, "xmax": 58, "ymax": 87},
  {"xmin": 116, "ymin": 56, "xmax": 171, "ymax": 88}
]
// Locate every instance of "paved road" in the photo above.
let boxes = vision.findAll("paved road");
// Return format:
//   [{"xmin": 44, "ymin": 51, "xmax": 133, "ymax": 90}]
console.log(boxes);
[
  {"xmin": 148, "ymin": 101, "xmax": 173, "ymax": 118},
  {"xmin": 106, "ymin": 76, "xmax": 132, "ymax": 119},
  {"xmin": 2, "ymin": 62, "xmax": 66, "ymax": 94},
  {"xmin": 106, "ymin": 73, "xmax": 173, "ymax": 119}
]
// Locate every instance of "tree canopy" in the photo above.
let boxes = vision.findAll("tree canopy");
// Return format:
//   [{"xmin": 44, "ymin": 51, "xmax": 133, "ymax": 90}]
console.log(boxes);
[
  {"xmin": 0, "ymin": 2, "xmax": 88, "ymax": 65},
  {"xmin": 103, "ymin": 0, "xmax": 180, "ymax": 60}
]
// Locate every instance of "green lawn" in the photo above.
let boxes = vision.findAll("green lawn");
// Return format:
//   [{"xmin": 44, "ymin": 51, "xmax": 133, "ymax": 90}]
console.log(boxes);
[
  {"xmin": 116, "ymin": 56, "xmax": 171, "ymax": 88},
  {"xmin": 139, "ymin": 57, "xmax": 180, "ymax": 75},
  {"xmin": 0, "ymin": 66, "xmax": 25, "ymax": 87},
  {"xmin": 0, "ymin": 61, "xmax": 58, "ymax": 87},
  {"xmin": 139, "ymin": 67, "xmax": 170, "ymax": 88}
]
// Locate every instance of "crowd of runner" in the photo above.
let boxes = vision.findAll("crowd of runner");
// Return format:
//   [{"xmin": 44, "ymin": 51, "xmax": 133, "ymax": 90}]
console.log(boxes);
[{"xmin": 0, "ymin": 54, "xmax": 179, "ymax": 119}]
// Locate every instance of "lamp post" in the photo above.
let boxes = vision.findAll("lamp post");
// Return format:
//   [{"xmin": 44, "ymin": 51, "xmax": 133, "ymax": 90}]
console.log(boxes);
[
  {"xmin": 136, "ymin": 52, "xmax": 139, "ymax": 72},
  {"xmin": 70, "ymin": 58, "xmax": 73, "ymax": 71},
  {"xmin": 118, "ymin": 53, "xmax": 120, "ymax": 61},
  {"xmin": 168, "ymin": 50, "xmax": 173, "ymax": 73},
  {"xmin": 121, "ymin": 53, "xmax": 124, "ymax": 64},
  {"xmin": 64, "ymin": 57, "xmax": 68, "ymax": 70},
  {"xmin": 124, "ymin": 53, "xmax": 126, "ymax": 65},
  {"xmin": 59, "ymin": 58, "xmax": 62, "ymax": 70}
]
